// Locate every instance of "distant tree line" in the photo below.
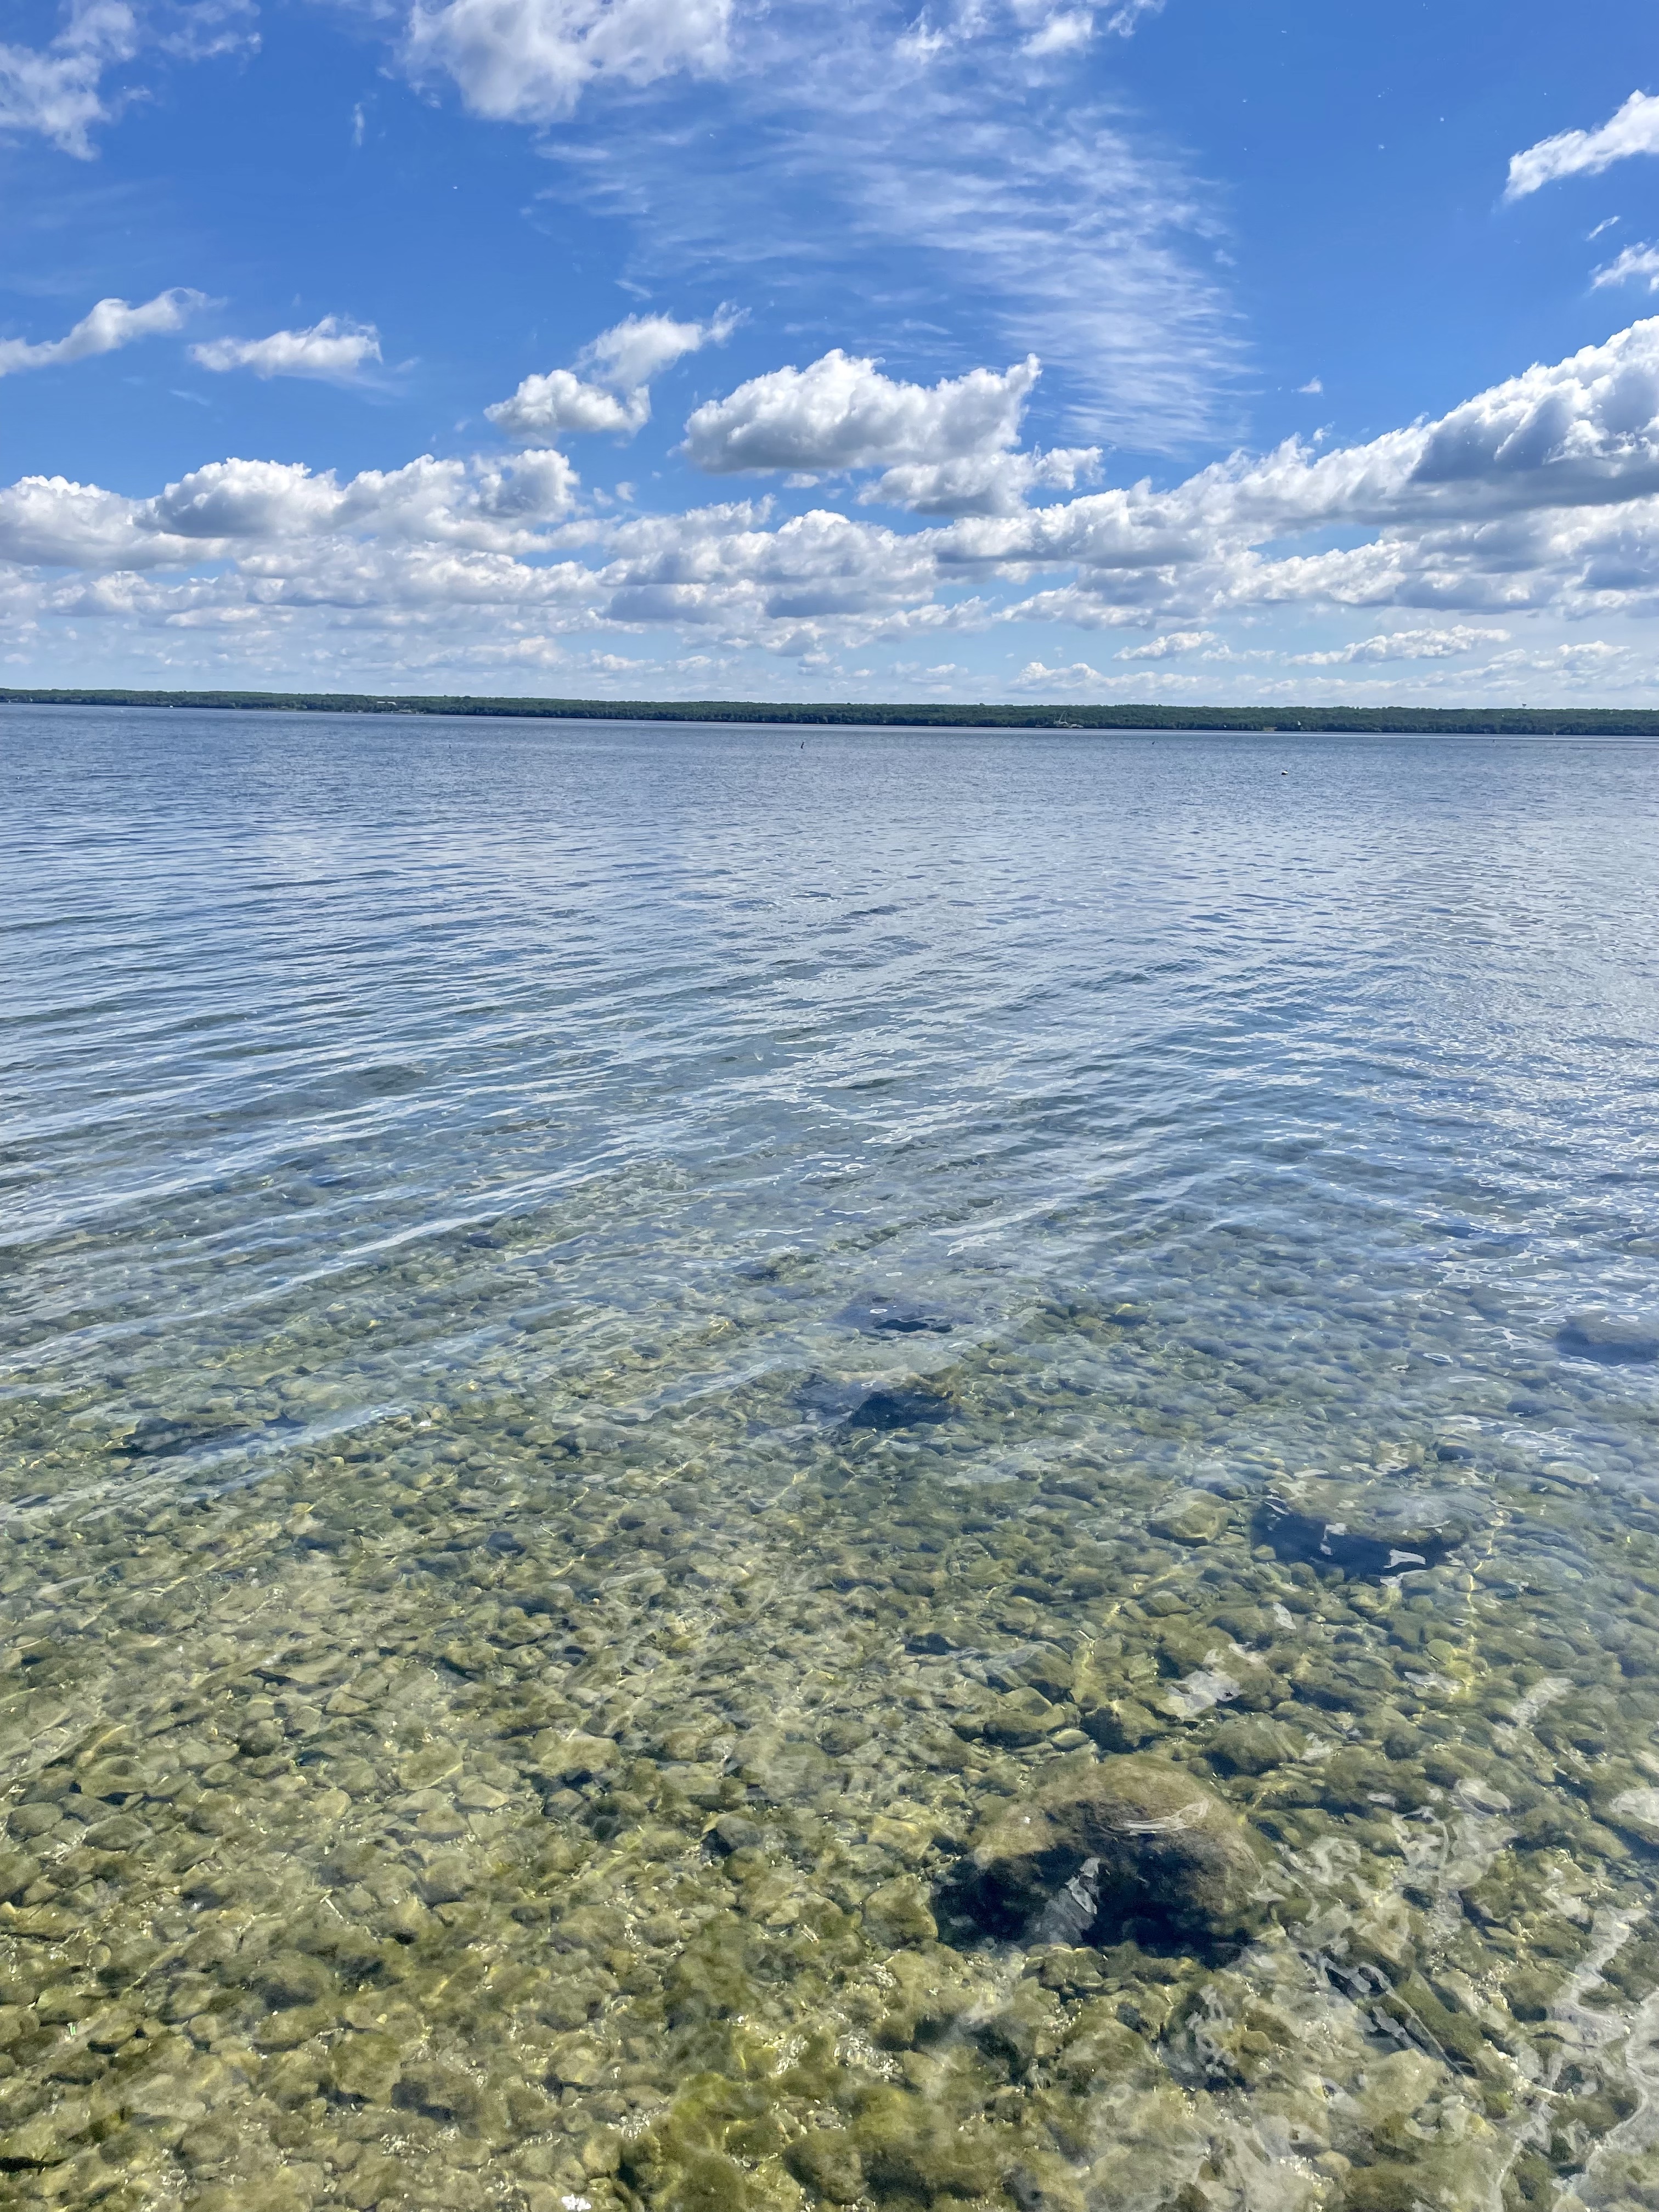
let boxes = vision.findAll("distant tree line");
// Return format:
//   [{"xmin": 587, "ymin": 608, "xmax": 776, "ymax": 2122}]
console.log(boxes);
[{"xmin": 2, "ymin": 687, "xmax": 1655, "ymax": 737}]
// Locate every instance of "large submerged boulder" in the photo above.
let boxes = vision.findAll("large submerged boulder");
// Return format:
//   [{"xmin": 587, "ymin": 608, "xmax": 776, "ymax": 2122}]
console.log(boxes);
[
  {"xmin": 947, "ymin": 1755, "xmax": 1266, "ymax": 1953},
  {"xmin": 1558, "ymin": 1310, "xmax": 1659, "ymax": 1366},
  {"xmin": 1252, "ymin": 1479, "xmax": 1483, "ymax": 1580}
]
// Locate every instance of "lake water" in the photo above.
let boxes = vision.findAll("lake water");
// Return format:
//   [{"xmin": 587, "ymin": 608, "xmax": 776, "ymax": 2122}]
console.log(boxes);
[{"xmin": 3, "ymin": 707, "xmax": 1658, "ymax": 2212}]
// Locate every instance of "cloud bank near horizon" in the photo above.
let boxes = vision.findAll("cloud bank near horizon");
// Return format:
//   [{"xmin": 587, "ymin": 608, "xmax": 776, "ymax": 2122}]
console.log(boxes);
[{"xmin": 5, "ymin": 319, "xmax": 1659, "ymax": 699}]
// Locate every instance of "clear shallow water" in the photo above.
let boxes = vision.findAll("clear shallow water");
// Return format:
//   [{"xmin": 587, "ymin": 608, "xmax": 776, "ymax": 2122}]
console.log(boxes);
[{"xmin": 2, "ymin": 707, "xmax": 1658, "ymax": 2212}]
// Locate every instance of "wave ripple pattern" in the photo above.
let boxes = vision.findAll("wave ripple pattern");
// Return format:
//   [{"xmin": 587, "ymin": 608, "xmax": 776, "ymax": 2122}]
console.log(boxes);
[{"xmin": 2, "ymin": 709, "xmax": 1658, "ymax": 2212}]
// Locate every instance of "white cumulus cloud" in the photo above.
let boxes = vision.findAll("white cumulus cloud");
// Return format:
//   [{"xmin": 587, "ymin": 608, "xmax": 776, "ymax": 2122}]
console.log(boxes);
[
  {"xmin": 1288, "ymin": 626, "xmax": 1511, "ymax": 668},
  {"xmin": 488, "ymin": 372, "xmax": 650, "ymax": 440},
  {"xmin": 0, "ymin": 445, "xmax": 584, "ymax": 577},
  {"xmin": 584, "ymin": 309, "xmax": 733, "ymax": 388},
  {"xmin": 1115, "ymin": 629, "xmax": 1216, "ymax": 661},
  {"xmin": 683, "ymin": 348, "xmax": 1097, "ymax": 514},
  {"xmin": 686, "ymin": 351, "xmax": 1040, "ymax": 473},
  {"xmin": 0, "ymin": 287, "xmax": 206, "ymax": 376},
  {"xmin": 488, "ymin": 309, "xmax": 735, "ymax": 444},
  {"xmin": 189, "ymin": 318, "xmax": 383, "ymax": 382},
  {"xmin": 404, "ymin": 0, "xmax": 732, "ymax": 124},
  {"xmin": 1506, "ymin": 89, "xmax": 1659, "ymax": 201},
  {"xmin": 1009, "ymin": 658, "xmax": 1107, "ymax": 690},
  {"xmin": 955, "ymin": 314, "xmax": 1659, "ymax": 619},
  {"xmin": 15, "ymin": 320, "xmax": 1659, "ymax": 687},
  {"xmin": 863, "ymin": 445, "xmax": 1099, "ymax": 517}
]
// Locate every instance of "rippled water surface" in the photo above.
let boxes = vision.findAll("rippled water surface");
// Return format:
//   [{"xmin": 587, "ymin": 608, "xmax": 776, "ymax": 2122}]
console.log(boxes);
[{"xmin": 4, "ymin": 707, "xmax": 1659, "ymax": 2212}]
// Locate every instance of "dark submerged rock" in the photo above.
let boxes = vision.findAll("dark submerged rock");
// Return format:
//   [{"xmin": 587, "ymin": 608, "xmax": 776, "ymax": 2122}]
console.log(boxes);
[
  {"xmin": 839, "ymin": 1293, "xmax": 956, "ymax": 1336},
  {"xmin": 706, "ymin": 1813, "xmax": 763, "ymax": 1857},
  {"xmin": 119, "ymin": 1411, "xmax": 286, "ymax": 1459},
  {"xmin": 945, "ymin": 1755, "xmax": 1265, "ymax": 1953},
  {"xmin": 1558, "ymin": 1311, "xmax": 1659, "ymax": 1365},
  {"xmin": 1252, "ymin": 1496, "xmax": 1458, "ymax": 1579},
  {"xmin": 845, "ymin": 1385, "xmax": 954, "ymax": 1431},
  {"xmin": 793, "ymin": 1373, "xmax": 954, "ymax": 1428}
]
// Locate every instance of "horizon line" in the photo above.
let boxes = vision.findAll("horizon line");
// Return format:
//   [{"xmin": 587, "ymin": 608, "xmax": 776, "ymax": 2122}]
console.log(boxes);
[{"xmin": 3, "ymin": 687, "xmax": 1657, "ymax": 736}]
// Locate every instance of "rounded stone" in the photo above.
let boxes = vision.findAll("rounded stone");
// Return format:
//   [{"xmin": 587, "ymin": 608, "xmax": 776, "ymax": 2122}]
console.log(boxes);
[
  {"xmin": 862, "ymin": 1877, "xmax": 938, "ymax": 1949},
  {"xmin": 1207, "ymin": 1717, "xmax": 1301, "ymax": 1777},
  {"xmin": 1148, "ymin": 1492, "xmax": 1228, "ymax": 1547},
  {"xmin": 1557, "ymin": 1311, "xmax": 1659, "ymax": 1365},
  {"xmin": 951, "ymin": 1753, "xmax": 1266, "ymax": 1950},
  {"xmin": 255, "ymin": 1952, "xmax": 334, "ymax": 2010},
  {"xmin": 330, "ymin": 2032, "xmax": 402, "ymax": 2103}
]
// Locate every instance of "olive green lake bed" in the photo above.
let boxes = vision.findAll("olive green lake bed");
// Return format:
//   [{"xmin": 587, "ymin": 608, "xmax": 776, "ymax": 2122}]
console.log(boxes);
[{"xmin": 3, "ymin": 708, "xmax": 1658, "ymax": 2212}]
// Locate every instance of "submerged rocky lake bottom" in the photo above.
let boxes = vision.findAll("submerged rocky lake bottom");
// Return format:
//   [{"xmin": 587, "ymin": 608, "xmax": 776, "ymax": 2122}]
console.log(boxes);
[{"xmin": 3, "ymin": 710, "xmax": 1659, "ymax": 2212}]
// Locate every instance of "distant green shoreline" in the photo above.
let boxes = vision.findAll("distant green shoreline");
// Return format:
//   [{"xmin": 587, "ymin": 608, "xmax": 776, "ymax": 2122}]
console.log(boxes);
[{"xmin": 3, "ymin": 687, "xmax": 1657, "ymax": 736}]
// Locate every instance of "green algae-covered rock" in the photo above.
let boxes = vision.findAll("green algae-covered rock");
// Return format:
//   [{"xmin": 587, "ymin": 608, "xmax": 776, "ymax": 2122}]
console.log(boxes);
[
  {"xmin": 862, "ymin": 1876, "xmax": 937, "ymax": 1949},
  {"xmin": 1148, "ymin": 1491, "xmax": 1229, "ymax": 1547},
  {"xmin": 873, "ymin": 1947, "xmax": 977, "ymax": 2049},
  {"xmin": 1052, "ymin": 2000, "xmax": 1146, "ymax": 2091},
  {"xmin": 329, "ymin": 2031, "xmax": 402, "ymax": 2103},
  {"xmin": 1079, "ymin": 1694, "xmax": 1165, "ymax": 1754},
  {"xmin": 847, "ymin": 2085, "xmax": 1002, "ymax": 2200},
  {"xmin": 1207, "ymin": 1716, "xmax": 1301, "ymax": 1777},
  {"xmin": 785, "ymin": 2126, "xmax": 865, "ymax": 2204},
  {"xmin": 953, "ymin": 1754, "xmax": 1266, "ymax": 1950}
]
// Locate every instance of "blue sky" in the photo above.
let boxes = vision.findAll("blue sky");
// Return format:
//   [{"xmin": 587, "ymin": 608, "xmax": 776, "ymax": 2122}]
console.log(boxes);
[{"xmin": 3, "ymin": 0, "xmax": 1659, "ymax": 704}]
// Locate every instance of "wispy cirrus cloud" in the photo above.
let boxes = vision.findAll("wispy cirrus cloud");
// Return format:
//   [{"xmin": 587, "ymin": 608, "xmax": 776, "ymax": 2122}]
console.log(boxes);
[
  {"xmin": 894, "ymin": 1, "xmax": 1163, "ymax": 66},
  {"xmin": 799, "ymin": 45, "xmax": 1236, "ymax": 453},
  {"xmin": 189, "ymin": 315, "xmax": 382, "ymax": 381},
  {"xmin": 406, "ymin": 0, "xmax": 1232, "ymax": 457},
  {"xmin": 1506, "ymin": 88, "xmax": 1659, "ymax": 200},
  {"xmin": 0, "ymin": 0, "xmax": 140, "ymax": 156},
  {"xmin": 1593, "ymin": 242, "xmax": 1659, "ymax": 294},
  {"xmin": 0, "ymin": 0, "xmax": 255, "ymax": 156},
  {"xmin": 395, "ymin": 0, "xmax": 1169, "ymax": 121},
  {"xmin": 0, "ymin": 286, "xmax": 206, "ymax": 374}
]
